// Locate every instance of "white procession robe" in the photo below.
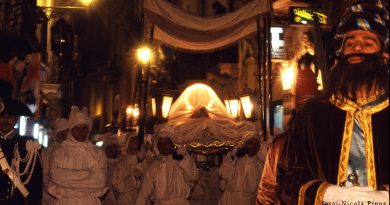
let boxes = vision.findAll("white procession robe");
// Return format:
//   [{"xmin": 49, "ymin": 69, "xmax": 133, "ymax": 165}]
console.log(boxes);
[
  {"xmin": 48, "ymin": 137, "xmax": 108, "ymax": 205},
  {"xmin": 135, "ymin": 154, "xmax": 199, "ymax": 205},
  {"xmin": 112, "ymin": 154, "xmax": 140, "ymax": 205},
  {"xmin": 218, "ymin": 153, "xmax": 263, "ymax": 205},
  {"xmin": 41, "ymin": 145, "xmax": 56, "ymax": 205},
  {"xmin": 102, "ymin": 158, "xmax": 119, "ymax": 205}
]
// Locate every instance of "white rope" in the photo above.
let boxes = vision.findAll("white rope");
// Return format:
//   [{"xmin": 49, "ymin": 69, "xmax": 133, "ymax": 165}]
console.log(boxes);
[{"xmin": 10, "ymin": 140, "xmax": 41, "ymax": 186}]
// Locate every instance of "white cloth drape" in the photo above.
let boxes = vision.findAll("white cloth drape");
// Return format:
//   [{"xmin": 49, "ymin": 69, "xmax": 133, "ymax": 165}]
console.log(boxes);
[
  {"xmin": 218, "ymin": 153, "xmax": 263, "ymax": 205},
  {"xmin": 165, "ymin": 83, "xmax": 256, "ymax": 144},
  {"xmin": 48, "ymin": 137, "xmax": 107, "ymax": 205},
  {"xmin": 143, "ymin": 0, "xmax": 269, "ymax": 51}
]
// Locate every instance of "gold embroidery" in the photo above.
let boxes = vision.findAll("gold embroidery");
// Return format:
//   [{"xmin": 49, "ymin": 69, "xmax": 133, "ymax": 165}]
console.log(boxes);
[
  {"xmin": 330, "ymin": 96, "xmax": 388, "ymax": 190},
  {"xmin": 315, "ymin": 182, "xmax": 331, "ymax": 205},
  {"xmin": 337, "ymin": 111, "xmax": 354, "ymax": 186},
  {"xmin": 298, "ymin": 180, "xmax": 320, "ymax": 205}
]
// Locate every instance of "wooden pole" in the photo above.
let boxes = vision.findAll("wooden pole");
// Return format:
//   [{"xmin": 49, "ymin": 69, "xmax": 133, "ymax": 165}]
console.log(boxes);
[
  {"xmin": 256, "ymin": 16, "xmax": 264, "ymax": 136},
  {"xmin": 266, "ymin": 0, "xmax": 273, "ymax": 137},
  {"xmin": 262, "ymin": 16, "xmax": 267, "ymax": 140},
  {"xmin": 138, "ymin": 23, "xmax": 154, "ymax": 149}
]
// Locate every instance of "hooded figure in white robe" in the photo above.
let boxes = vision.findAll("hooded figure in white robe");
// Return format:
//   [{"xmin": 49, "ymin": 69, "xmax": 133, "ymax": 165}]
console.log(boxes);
[
  {"xmin": 135, "ymin": 126, "xmax": 199, "ymax": 205},
  {"xmin": 102, "ymin": 133, "xmax": 120, "ymax": 205},
  {"xmin": 48, "ymin": 106, "xmax": 107, "ymax": 205},
  {"xmin": 218, "ymin": 131, "xmax": 263, "ymax": 205},
  {"xmin": 41, "ymin": 118, "xmax": 69, "ymax": 205},
  {"xmin": 112, "ymin": 133, "xmax": 153, "ymax": 205}
]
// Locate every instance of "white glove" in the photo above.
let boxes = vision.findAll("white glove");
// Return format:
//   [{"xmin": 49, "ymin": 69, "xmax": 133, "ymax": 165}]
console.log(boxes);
[
  {"xmin": 231, "ymin": 145, "xmax": 241, "ymax": 157},
  {"xmin": 324, "ymin": 185, "xmax": 389, "ymax": 203},
  {"xmin": 176, "ymin": 145, "xmax": 188, "ymax": 156}
]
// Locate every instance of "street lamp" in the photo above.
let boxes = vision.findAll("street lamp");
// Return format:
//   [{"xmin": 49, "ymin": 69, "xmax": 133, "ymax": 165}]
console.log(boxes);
[
  {"xmin": 137, "ymin": 46, "xmax": 152, "ymax": 65},
  {"xmin": 151, "ymin": 93, "xmax": 173, "ymax": 122},
  {"xmin": 225, "ymin": 98, "xmax": 240, "ymax": 119},
  {"xmin": 161, "ymin": 96, "xmax": 173, "ymax": 119},
  {"xmin": 224, "ymin": 100, "xmax": 232, "ymax": 117},
  {"xmin": 151, "ymin": 98, "xmax": 157, "ymax": 117},
  {"xmin": 281, "ymin": 62, "xmax": 295, "ymax": 91},
  {"xmin": 280, "ymin": 61, "xmax": 296, "ymax": 131},
  {"xmin": 137, "ymin": 45, "xmax": 153, "ymax": 147},
  {"xmin": 240, "ymin": 95, "xmax": 254, "ymax": 119}
]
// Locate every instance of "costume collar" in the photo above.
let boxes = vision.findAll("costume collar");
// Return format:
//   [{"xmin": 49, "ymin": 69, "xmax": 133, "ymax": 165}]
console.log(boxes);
[{"xmin": 330, "ymin": 94, "xmax": 389, "ymax": 113}]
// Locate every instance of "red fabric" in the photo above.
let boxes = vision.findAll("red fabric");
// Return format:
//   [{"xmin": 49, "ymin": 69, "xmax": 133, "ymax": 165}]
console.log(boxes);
[{"xmin": 295, "ymin": 68, "xmax": 319, "ymax": 103}]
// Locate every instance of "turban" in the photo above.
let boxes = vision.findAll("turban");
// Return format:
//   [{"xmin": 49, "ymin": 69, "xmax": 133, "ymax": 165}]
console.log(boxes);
[
  {"xmin": 155, "ymin": 125, "xmax": 175, "ymax": 144},
  {"xmin": 68, "ymin": 106, "xmax": 92, "ymax": 131},
  {"xmin": 54, "ymin": 118, "xmax": 69, "ymax": 133},
  {"xmin": 335, "ymin": 0, "xmax": 389, "ymax": 54}
]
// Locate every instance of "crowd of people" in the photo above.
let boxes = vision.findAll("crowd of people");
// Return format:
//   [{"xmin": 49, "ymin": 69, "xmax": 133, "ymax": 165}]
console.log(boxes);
[
  {"xmin": 0, "ymin": 87, "xmax": 263, "ymax": 205},
  {"xmin": 1, "ymin": 0, "xmax": 389, "ymax": 204}
]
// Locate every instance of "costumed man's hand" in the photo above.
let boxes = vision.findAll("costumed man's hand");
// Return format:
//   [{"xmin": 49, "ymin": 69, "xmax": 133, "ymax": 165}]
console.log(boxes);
[
  {"xmin": 324, "ymin": 185, "xmax": 389, "ymax": 203},
  {"xmin": 176, "ymin": 145, "xmax": 188, "ymax": 157}
]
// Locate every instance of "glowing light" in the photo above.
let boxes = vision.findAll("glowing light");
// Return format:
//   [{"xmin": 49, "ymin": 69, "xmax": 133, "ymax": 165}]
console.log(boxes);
[
  {"xmin": 317, "ymin": 69, "xmax": 323, "ymax": 91},
  {"xmin": 33, "ymin": 123, "xmax": 39, "ymax": 139},
  {"xmin": 80, "ymin": 0, "xmax": 93, "ymax": 6},
  {"xmin": 240, "ymin": 96, "xmax": 253, "ymax": 119},
  {"xmin": 229, "ymin": 99, "xmax": 240, "ymax": 119},
  {"xmin": 162, "ymin": 96, "xmax": 173, "ymax": 119},
  {"xmin": 38, "ymin": 130, "xmax": 43, "ymax": 144},
  {"xmin": 126, "ymin": 105, "xmax": 133, "ymax": 117},
  {"xmin": 137, "ymin": 47, "xmax": 152, "ymax": 64},
  {"xmin": 224, "ymin": 100, "xmax": 231, "ymax": 117},
  {"xmin": 43, "ymin": 135, "xmax": 48, "ymax": 147},
  {"xmin": 206, "ymin": 100, "xmax": 215, "ymax": 111},
  {"xmin": 133, "ymin": 105, "xmax": 140, "ymax": 119},
  {"xmin": 19, "ymin": 116, "xmax": 27, "ymax": 136},
  {"xmin": 96, "ymin": 141, "xmax": 104, "ymax": 147},
  {"xmin": 168, "ymin": 83, "xmax": 231, "ymax": 119},
  {"xmin": 151, "ymin": 98, "xmax": 157, "ymax": 117},
  {"xmin": 281, "ymin": 63, "xmax": 295, "ymax": 91}
]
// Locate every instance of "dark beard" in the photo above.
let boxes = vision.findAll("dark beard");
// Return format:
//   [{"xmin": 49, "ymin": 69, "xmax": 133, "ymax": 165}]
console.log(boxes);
[{"xmin": 325, "ymin": 52, "xmax": 389, "ymax": 100}]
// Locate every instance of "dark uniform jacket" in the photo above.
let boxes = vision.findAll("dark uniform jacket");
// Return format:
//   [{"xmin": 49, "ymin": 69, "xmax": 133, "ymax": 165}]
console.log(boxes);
[
  {"xmin": 0, "ymin": 132, "xmax": 42, "ymax": 205},
  {"xmin": 277, "ymin": 96, "xmax": 389, "ymax": 205}
]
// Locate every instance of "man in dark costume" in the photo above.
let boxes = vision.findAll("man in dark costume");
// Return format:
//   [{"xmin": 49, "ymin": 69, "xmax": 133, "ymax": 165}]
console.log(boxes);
[
  {"xmin": 0, "ymin": 80, "xmax": 42, "ymax": 205},
  {"xmin": 277, "ymin": 0, "xmax": 389, "ymax": 204}
]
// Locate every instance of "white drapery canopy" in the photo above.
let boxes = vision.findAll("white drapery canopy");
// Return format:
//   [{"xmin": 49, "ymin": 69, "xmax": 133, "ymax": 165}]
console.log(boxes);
[
  {"xmin": 143, "ymin": 0, "xmax": 270, "ymax": 52},
  {"xmin": 164, "ymin": 83, "xmax": 256, "ymax": 147}
]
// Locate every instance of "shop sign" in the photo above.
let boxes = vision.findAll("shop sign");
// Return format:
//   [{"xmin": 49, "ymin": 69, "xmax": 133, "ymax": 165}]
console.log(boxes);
[
  {"xmin": 289, "ymin": 7, "xmax": 328, "ymax": 25},
  {"xmin": 271, "ymin": 27, "xmax": 285, "ymax": 59}
]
